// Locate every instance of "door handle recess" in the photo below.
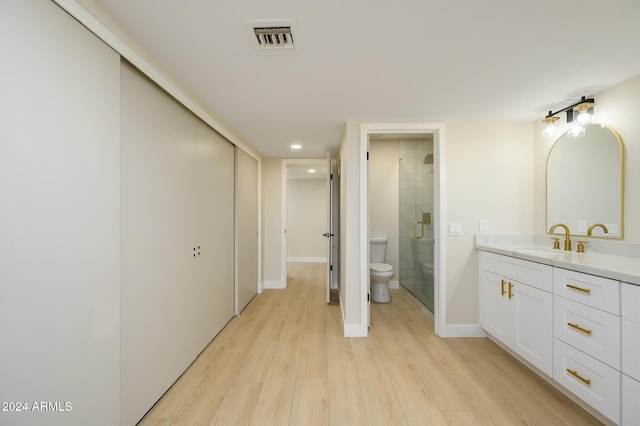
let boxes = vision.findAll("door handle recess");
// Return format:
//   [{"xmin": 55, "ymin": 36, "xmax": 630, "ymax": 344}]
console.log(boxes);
[{"xmin": 413, "ymin": 221, "xmax": 424, "ymax": 239}]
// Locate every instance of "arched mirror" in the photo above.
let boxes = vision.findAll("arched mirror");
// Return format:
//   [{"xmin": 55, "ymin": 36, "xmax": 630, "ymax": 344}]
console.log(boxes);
[{"xmin": 546, "ymin": 123, "xmax": 624, "ymax": 239}]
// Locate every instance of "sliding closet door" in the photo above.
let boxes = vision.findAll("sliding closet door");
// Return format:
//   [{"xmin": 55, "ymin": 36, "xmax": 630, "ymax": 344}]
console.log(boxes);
[
  {"xmin": 0, "ymin": 1, "xmax": 120, "ymax": 425},
  {"xmin": 236, "ymin": 149, "xmax": 259, "ymax": 313},
  {"xmin": 120, "ymin": 62, "xmax": 199, "ymax": 426},
  {"xmin": 195, "ymin": 126, "xmax": 235, "ymax": 350}
]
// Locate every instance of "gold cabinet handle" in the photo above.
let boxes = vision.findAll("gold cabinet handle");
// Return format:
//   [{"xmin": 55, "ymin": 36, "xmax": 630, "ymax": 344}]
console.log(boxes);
[
  {"xmin": 567, "ymin": 368, "xmax": 591, "ymax": 386},
  {"xmin": 501, "ymin": 280, "xmax": 506, "ymax": 296},
  {"xmin": 568, "ymin": 322, "xmax": 592, "ymax": 335},
  {"xmin": 566, "ymin": 284, "xmax": 591, "ymax": 294},
  {"xmin": 413, "ymin": 220, "xmax": 424, "ymax": 239},
  {"xmin": 508, "ymin": 282, "xmax": 513, "ymax": 299}
]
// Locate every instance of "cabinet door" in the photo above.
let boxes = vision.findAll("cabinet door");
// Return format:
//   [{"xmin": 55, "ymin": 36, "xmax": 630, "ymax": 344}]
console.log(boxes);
[
  {"xmin": 480, "ymin": 270, "xmax": 509, "ymax": 344},
  {"xmin": 510, "ymin": 282, "xmax": 553, "ymax": 376},
  {"xmin": 622, "ymin": 374, "xmax": 640, "ymax": 426}
]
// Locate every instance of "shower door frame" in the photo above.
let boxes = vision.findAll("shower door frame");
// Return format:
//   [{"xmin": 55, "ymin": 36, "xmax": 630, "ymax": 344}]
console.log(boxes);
[{"xmin": 361, "ymin": 122, "xmax": 446, "ymax": 336}]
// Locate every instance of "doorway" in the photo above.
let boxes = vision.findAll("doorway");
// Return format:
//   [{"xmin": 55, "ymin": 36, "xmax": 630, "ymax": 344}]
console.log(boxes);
[
  {"xmin": 362, "ymin": 123, "xmax": 446, "ymax": 336},
  {"xmin": 280, "ymin": 159, "xmax": 330, "ymax": 293}
]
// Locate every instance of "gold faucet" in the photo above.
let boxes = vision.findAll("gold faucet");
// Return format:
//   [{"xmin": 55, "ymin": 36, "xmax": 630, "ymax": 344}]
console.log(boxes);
[
  {"xmin": 549, "ymin": 223, "xmax": 572, "ymax": 251},
  {"xmin": 587, "ymin": 223, "xmax": 609, "ymax": 237}
]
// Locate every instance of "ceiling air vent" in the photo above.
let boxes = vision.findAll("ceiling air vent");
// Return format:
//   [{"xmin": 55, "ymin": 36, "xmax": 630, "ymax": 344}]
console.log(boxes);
[
  {"xmin": 245, "ymin": 19, "xmax": 300, "ymax": 55},
  {"xmin": 254, "ymin": 26, "xmax": 294, "ymax": 49}
]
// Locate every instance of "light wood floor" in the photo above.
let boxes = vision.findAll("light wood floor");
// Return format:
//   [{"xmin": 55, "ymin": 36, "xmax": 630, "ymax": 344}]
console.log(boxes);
[{"xmin": 139, "ymin": 262, "xmax": 601, "ymax": 425}]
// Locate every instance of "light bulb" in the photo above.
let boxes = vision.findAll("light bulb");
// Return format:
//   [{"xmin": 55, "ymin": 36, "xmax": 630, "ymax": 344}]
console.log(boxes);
[
  {"xmin": 577, "ymin": 110, "xmax": 591, "ymax": 123},
  {"xmin": 543, "ymin": 123, "xmax": 556, "ymax": 137}
]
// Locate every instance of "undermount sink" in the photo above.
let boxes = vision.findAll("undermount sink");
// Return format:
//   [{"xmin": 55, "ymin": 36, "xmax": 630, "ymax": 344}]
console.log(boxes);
[{"xmin": 518, "ymin": 247, "xmax": 567, "ymax": 256}]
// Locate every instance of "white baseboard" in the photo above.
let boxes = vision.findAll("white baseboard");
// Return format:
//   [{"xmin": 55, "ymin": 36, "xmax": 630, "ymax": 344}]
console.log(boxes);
[
  {"xmin": 388, "ymin": 280, "xmax": 399, "ymax": 289},
  {"xmin": 441, "ymin": 324, "xmax": 486, "ymax": 338},
  {"xmin": 287, "ymin": 257, "xmax": 327, "ymax": 263},
  {"xmin": 262, "ymin": 280, "xmax": 286, "ymax": 289}
]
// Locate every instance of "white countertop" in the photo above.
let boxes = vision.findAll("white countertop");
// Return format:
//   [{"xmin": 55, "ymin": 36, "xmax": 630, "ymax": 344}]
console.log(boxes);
[{"xmin": 476, "ymin": 234, "xmax": 640, "ymax": 286}]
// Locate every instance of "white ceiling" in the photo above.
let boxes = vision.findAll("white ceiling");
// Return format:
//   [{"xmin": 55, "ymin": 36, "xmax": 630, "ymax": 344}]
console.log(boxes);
[{"xmin": 78, "ymin": 0, "xmax": 640, "ymax": 159}]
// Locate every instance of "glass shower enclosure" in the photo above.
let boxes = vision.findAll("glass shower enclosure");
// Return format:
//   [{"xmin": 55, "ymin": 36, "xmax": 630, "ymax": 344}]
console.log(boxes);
[{"xmin": 398, "ymin": 138, "xmax": 435, "ymax": 312}]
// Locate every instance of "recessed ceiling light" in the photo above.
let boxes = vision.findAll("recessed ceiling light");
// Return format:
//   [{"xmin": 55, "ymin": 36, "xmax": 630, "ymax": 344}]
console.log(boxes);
[
  {"xmin": 308, "ymin": 169, "xmax": 316, "ymax": 173},
  {"xmin": 290, "ymin": 144, "xmax": 302, "ymax": 150}
]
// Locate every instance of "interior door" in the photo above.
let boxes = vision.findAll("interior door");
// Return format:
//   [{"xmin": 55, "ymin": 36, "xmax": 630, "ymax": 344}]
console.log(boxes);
[
  {"xmin": 236, "ymin": 148, "xmax": 259, "ymax": 314},
  {"xmin": 325, "ymin": 153, "xmax": 332, "ymax": 303}
]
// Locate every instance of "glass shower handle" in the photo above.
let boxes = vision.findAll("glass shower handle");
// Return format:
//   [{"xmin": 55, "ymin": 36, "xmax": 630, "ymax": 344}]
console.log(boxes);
[{"xmin": 413, "ymin": 220, "xmax": 424, "ymax": 239}]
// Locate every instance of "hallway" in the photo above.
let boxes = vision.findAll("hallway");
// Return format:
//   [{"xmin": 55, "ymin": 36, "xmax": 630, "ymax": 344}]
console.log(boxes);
[{"xmin": 140, "ymin": 263, "xmax": 600, "ymax": 425}]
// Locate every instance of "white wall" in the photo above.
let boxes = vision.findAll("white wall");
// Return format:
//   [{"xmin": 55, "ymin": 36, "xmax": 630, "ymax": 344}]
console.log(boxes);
[
  {"xmin": 339, "ymin": 122, "xmax": 365, "ymax": 334},
  {"xmin": 261, "ymin": 159, "xmax": 283, "ymax": 287},
  {"xmin": 534, "ymin": 73, "xmax": 640, "ymax": 242},
  {"xmin": 287, "ymin": 179, "xmax": 327, "ymax": 261},
  {"xmin": 445, "ymin": 122, "xmax": 534, "ymax": 324},
  {"xmin": 368, "ymin": 140, "xmax": 400, "ymax": 275}
]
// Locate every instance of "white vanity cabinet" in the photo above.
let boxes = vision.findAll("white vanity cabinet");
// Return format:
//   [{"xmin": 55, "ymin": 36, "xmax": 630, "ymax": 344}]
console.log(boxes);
[
  {"xmin": 621, "ymin": 283, "xmax": 640, "ymax": 425},
  {"xmin": 552, "ymin": 268, "xmax": 621, "ymax": 424},
  {"xmin": 479, "ymin": 252, "xmax": 553, "ymax": 376}
]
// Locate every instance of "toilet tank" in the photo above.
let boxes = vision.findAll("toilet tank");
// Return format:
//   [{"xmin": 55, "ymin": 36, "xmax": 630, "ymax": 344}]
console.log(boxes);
[{"xmin": 370, "ymin": 237, "xmax": 388, "ymax": 263}]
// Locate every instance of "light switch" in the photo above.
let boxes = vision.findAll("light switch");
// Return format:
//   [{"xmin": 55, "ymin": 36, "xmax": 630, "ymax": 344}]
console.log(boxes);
[
  {"xmin": 479, "ymin": 219, "xmax": 488, "ymax": 233},
  {"xmin": 449, "ymin": 223, "xmax": 462, "ymax": 236}
]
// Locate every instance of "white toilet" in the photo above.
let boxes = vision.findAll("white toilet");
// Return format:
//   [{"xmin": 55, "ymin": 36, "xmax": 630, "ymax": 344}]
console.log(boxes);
[{"xmin": 370, "ymin": 237, "xmax": 394, "ymax": 303}]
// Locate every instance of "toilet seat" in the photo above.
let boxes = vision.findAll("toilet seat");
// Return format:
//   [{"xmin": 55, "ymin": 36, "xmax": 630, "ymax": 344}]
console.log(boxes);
[{"xmin": 370, "ymin": 262, "xmax": 393, "ymax": 273}]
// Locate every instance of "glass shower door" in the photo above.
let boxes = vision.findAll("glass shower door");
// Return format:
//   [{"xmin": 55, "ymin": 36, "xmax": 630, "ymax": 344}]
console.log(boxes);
[{"xmin": 398, "ymin": 139, "xmax": 435, "ymax": 312}]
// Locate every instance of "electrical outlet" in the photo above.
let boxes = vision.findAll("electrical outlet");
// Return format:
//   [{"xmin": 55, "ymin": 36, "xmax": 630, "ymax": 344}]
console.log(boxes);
[
  {"xmin": 448, "ymin": 223, "xmax": 462, "ymax": 236},
  {"xmin": 479, "ymin": 219, "xmax": 488, "ymax": 233}
]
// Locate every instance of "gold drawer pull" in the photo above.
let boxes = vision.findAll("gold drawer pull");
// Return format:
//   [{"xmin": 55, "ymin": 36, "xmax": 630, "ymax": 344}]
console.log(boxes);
[
  {"xmin": 568, "ymin": 322, "xmax": 592, "ymax": 335},
  {"xmin": 566, "ymin": 284, "xmax": 591, "ymax": 294},
  {"xmin": 501, "ymin": 280, "xmax": 506, "ymax": 296},
  {"xmin": 508, "ymin": 282, "xmax": 513, "ymax": 299},
  {"xmin": 567, "ymin": 368, "xmax": 591, "ymax": 386}
]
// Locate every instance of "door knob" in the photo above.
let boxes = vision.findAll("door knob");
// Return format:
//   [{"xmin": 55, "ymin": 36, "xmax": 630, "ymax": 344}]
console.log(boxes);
[{"xmin": 322, "ymin": 233, "xmax": 334, "ymax": 237}]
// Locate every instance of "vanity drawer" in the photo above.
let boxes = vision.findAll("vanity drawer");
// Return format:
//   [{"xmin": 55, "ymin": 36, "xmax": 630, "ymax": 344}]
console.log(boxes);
[
  {"xmin": 553, "ymin": 338, "xmax": 620, "ymax": 424},
  {"xmin": 622, "ymin": 318, "xmax": 640, "ymax": 381},
  {"xmin": 621, "ymin": 283, "xmax": 640, "ymax": 323},
  {"xmin": 553, "ymin": 268, "xmax": 620, "ymax": 315},
  {"xmin": 554, "ymin": 296, "xmax": 620, "ymax": 369},
  {"xmin": 480, "ymin": 252, "xmax": 552, "ymax": 292}
]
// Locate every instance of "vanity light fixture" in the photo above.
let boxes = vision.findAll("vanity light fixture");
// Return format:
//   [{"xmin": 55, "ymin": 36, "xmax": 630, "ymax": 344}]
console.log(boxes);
[
  {"xmin": 542, "ymin": 114, "xmax": 560, "ymax": 137},
  {"xmin": 541, "ymin": 95, "xmax": 595, "ymax": 137}
]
